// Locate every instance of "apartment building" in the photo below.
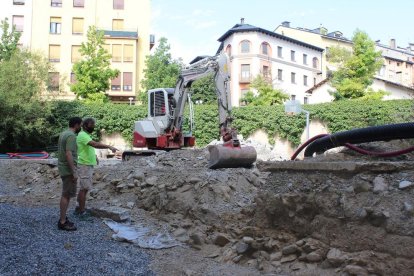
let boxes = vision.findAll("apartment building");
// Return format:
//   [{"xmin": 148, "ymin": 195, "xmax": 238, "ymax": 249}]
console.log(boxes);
[
  {"xmin": 275, "ymin": 22, "xmax": 414, "ymax": 89},
  {"xmin": 217, "ymin": 21, "xmax": 324, "ymax": 106},
  {"xmin": 3, "ymin": 0, "xmax": 152, "ymax": 103},
  {"xmin": 0, "ymin": 0, "xmax": 33, "ymax": 47}
]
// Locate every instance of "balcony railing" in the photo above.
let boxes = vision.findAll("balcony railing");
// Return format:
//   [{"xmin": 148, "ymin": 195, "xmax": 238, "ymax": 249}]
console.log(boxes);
[{"xmin": 239, "ymin": 73, "xmax": 252, "ymax": 83}]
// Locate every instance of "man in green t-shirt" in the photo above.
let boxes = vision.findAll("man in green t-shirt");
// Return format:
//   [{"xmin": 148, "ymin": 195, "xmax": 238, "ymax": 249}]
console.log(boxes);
[
  {"xmin": 76, "ymin": 118, "xmax": 118, "ymax": 217},
  {"xmin": 57, "ymin": 117, "xmax": 82, "ymax": 231}
]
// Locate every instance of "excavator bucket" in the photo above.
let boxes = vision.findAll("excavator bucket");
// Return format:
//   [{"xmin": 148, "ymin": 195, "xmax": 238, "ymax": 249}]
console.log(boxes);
[{"xmin": 208, "ymin": 145, "xmax": 257, "ymax": 169}]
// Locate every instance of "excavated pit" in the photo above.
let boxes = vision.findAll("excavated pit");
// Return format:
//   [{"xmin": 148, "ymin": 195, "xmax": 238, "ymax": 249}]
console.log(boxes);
[{"xmin": 1, "ymin": 146, "xmax": 414, "ymax": 275}]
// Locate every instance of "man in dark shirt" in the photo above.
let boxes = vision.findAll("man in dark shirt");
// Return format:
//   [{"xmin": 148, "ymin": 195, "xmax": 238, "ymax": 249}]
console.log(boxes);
[{"xmin": 57, "ymin": 117, "xmax": 82, "ymax": 231}]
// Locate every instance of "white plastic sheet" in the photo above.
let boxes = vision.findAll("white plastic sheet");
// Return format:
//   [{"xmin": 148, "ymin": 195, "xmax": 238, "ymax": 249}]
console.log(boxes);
[{"xmin": 104, "ymin": 220, "xmax": 181, "ymax": 249}]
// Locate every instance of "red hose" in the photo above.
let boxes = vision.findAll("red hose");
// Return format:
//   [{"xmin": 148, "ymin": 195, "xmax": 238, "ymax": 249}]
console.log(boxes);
[{"xmin": 291, "ymin": 135, "xmax": 414, "ymax": 160}]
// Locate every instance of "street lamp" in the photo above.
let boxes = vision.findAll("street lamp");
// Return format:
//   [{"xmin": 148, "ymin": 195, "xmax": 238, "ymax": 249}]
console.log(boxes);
[{"xmin": 128, "ymin": 97, "xmax": 134, "ymax": 106}]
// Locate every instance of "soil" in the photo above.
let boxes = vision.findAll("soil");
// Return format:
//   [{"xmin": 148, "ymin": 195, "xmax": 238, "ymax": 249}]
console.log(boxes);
[{"xmin": 1, "ymin": 142, "xmax": 414, "ymax": 275}]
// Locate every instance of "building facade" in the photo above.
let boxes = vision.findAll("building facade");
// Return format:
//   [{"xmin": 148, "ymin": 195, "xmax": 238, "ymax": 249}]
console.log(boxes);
[
  {"xmin": 0, "ymin": 0, "xmax": 33, "ymax": 47},
  {"xmin": 217, "ymin": 22, "xmax": 324, "ymax": 106},
  {"xmin": 3, "ymin": 0, "xmax": 152, "ymax": 103},
  {"xmin": 275, "ymin": 22, "xmax": 414, "ymax": 89}
]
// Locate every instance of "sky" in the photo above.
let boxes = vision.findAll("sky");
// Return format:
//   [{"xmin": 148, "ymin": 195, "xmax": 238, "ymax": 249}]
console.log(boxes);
[{"xmin": 151, "ymin": 0, "xmax": 414, "ymax": 64}]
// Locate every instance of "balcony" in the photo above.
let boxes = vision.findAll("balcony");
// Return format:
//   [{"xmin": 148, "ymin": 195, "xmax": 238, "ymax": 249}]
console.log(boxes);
[
  {"xmin": 102, "ymin": 29, "xmax": 138, "ymax": 39},
  {"xmin": 239, "ymin": 73, "xmax": 252, "ymax": 83}
]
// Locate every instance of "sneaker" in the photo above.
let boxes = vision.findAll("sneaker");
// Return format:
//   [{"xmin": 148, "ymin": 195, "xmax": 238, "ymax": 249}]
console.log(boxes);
[
  {"xmin": 58, "ymin": 219, "xmax": 77, "ymax": 231},
  {"xmin": 65, "ymin": 216, "xmax": 75, "ymax": 227}
]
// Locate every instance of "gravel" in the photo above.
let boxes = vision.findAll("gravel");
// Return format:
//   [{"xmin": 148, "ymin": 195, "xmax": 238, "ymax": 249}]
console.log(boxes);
[{"xmin": 0, "ymin": 204, "xmax": 153, "ymax": 276}]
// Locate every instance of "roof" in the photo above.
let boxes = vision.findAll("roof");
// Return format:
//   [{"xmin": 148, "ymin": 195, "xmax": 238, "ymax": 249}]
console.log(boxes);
[
  {"xmin": 306, "ymin": 77, "xmax": 414, "ymax": 94},
  {"xmin": 382, "ymin": 55, "xmax": 414, "ymax": 65},
  {"xmin": 376, "ymin": 43, "xmax": 414, "ymax": 57},
  {"xmin": 103, "ymin": 30, "xmax": 138, "ymax": 39},
  {"xmin": 218, "ymin": 23, "xmax": 324, "ymax": 52},
  {"xmin": 276, "ymin": 25, "xmax": 353, "ymax": 44}
]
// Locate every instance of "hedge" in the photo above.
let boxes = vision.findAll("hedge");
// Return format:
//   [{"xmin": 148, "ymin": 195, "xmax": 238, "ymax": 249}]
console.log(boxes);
[{"xmin": 48, "ymin": 99, "xmax": 413, "ymax": 148}]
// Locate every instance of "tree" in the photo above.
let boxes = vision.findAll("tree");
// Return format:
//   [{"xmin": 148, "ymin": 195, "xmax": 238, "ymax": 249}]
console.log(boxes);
[
  {"xmin": 0, "ymin": 17, "xmax": 21, "ymax": 62},
  {"xmin": 241, "ymin": 75, "xmax": 289, "ymax": 106},
  {"xmin": 330, "ymin": 30, "xmax": 383, "ymax": 100},
  {"xmin": 326, "ymin": 45, "xmax": 352, "ymax": 66},
  {"xmin": 139, "ymin": 37, "xmax": 182, "ymax": 102},
  {"xmin": 191, "ymin": 74, "xmax": 216, "ymax": 104},
  {"xmin": 0, "ymin": 49, "xmax": 52, "ymax": 151},
  {"xmin": 71, "ymin": 26, "xmax": 119, "ymax": 100}
]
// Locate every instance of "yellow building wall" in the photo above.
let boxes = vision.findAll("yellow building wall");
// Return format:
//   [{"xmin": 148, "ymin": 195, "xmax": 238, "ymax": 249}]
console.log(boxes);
[
  {"xmin": 31, "ymin": 0, "xmax": 150, "ymax": 101},
  {"xmin": 276, "ymin": 26, "xmax": 353, "ymax": 78}
]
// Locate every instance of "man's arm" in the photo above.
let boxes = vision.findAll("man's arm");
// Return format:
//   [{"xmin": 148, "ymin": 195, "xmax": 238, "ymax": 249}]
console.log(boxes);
[
  {"xmin": 87, "ymin": 141, "xmax": 118, "ymax": 153},
  {"xmin": 65, "ymin": 150, "xmax": 77, "ymax": 178}
]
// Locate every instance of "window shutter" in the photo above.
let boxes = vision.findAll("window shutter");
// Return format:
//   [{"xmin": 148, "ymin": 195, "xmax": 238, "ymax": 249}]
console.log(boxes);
[
  {"xmin": 112, "ymin": 19, "xmax": 124, "ymax": 31},
  {"xmin": 112, "ymin": 44, "xmax": 122, "ymax": 62},
  {"xmin": 71, "ymin": 45, "xmax": 81, "ymax": 63},
  {"xmin": 49, "ymin": 45, "xmax": 61, "ymax": 61},
  {"xmin": 72, "ymin": 18, "xmax": 83, "ymax": 34},
  {"xmin": 50, "ymin": 17, "xmax": 62, "ymax": 23},
  {"xmin": 123, "ymin": 44, "xmax": 133, "ymax": 62},
  {"xmin": 12, "ymin": 15, "xmax": 24, "ymax": 31},
  {"xmin": 113, "ymin": 0, "xmax": 124, "ymax": 9},
  {"xmin": 73, "ymin": 0, "xmax": 84, "ymax": 7},
  {"xmin": 112, "ymin": 75, "xmax": 121, "ymax": 85}
]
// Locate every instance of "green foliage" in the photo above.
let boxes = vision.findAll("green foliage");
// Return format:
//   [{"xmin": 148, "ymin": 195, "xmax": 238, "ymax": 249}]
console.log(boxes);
[
  {"xmin": 331, "ymin": 30, "xmax": 383, "ymax": 100},
  {"xmin": 241, "ymin": 75, "xmax": 289, "ymax": 106},
  {"xmin": 0, "ymin": 49, "xmax": 52, "ymax": 151},
  {"xmin": 326, "ymin": 45, "xmax": 352, "ymax": 65},
  {"xmin": 190, "ymin": 74, "xmax": 216, "ymax": 104},
  {"xmin": 0, "ymin": 17, "xmax": 21, "ymax": 62},
  {"xmin": 139, "ymin": 37, "xmax": 182, "ymax": 103},
  {"xmin": 71, "ymin": 26, "xmax": 119, "ymax": 100},
  {"xmin": 360, "ymin": 88, "xmax": 390, "ymax": 100}
]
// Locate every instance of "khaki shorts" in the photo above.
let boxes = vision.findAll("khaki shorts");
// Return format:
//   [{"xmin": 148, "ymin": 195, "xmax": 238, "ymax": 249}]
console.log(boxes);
[
  {"xmin": 78, "ymin": 165, "xmax": 94, "ymax": 191},
  {"xmin": 62, "ymin": 175, "xmax": 77, "ymax": 198}
]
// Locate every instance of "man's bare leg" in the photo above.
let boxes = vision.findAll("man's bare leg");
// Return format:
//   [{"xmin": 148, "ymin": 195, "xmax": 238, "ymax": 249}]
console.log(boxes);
[
  {"xmin": 59, "ymin": 195, "xmax": 70, "ymax": 224},
  {"xmin": 77, "ymin": 189, "xmax": 88, "ymax": 213}
]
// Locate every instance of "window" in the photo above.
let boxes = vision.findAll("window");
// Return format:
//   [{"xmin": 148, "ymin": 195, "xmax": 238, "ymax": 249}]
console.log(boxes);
[
  {"xmin": 304, "ymin": 97, "xmax": 309, "ymax": 104},
  {"xmin": 12, "ymin": 16, "xmax": 24, "ymax": 32},
  {"xmin": 123, "ymin": 72, "xmax": 133, "ymax": 91},
  {"xmin": 50, "ymin": 17, "xmax": 62, "ymax": 34},
  {"xmin": 277, "ymin": 69, "xmax": 283, "ymax": 81},
  {"xmin": 388, "ymin": 60, "xmax": 391, "ymax": 65},
  {"xmin": 303, "ymin": 54, "xmax": 308, "ymax": 65},
  {"xmin": 291, "ymin": 94, "xmax": 296, "ymax": 101},
  {"xmin": 49, "ymin": 45, "xmax": 60, "ymax": 62},
  {"xmin": 277, "ymin": 46, "xmax": 283, "ymax": 58},
  {"xmin": 70, "ymin": 72, "xmax": 76, "ymax": 83},
  {"xmin": 150, "ymin": 91, "xmax": 166, "ymax": 117},
  {"xmin": 379, "ymin": 65, "xmax": 386, "ymax": 76},
  {"xmin": 303, "ymin": 75, "xmax": 308, "ymax": 86},
  {"xmin": 291, "ymin": 50, "xmax": 296, "ymax": 61},
  {"xmin": 13, "ymin": 0, "xmax": 25, "ymax": 5},
  {"xmin": 240, "ymin": 64, "xmax": 250, "ymax": 81},
  {"xmin": 113, "ymin": 0, "xmax": 124, "ymax": 9},
  {"xmin": 262, "ymin": 65, "xmax": 270, "ymax": 78},
  {"xmin": 291, "ymin": 72, "xmax": 296, "ymax": 84},
  {"xmin": 314, "ymin": 77, "xmax": 316, "ymax": 86},
  {"xmin": 71, "ymin": 45, "xmax": 81, "ymax": 63},
  {"xmin": 112, "ymin": 19, "xmax": 124, "ymax": 31},
  {"xmin": 111, "ymin": 75, "xmax": 121, "ymax": 91},
  {"xmin": 51, "ymin": 0, "xmax": 62, "ymax": 7},
  {"xmin": 261, "ymin": 42, "xmax": 270, "ymax": 55},
  {"xmin": 397, "ymin": 62, "xmax": 401, "ymax": 67},
  {"xmin": 313, "ymin": 57, "xmax": 319, "ymax": 69},
  {"xmin": 112, "ymin": 44, "xmax": 122, "ymax": 62},
  {"xmin": 240, "ymin": 40, "xmax": 250, "ymax": 53},
  {"xmin": 123, "ymin": 44, "xmax": 133, "ymax": 62},
  {"xmin": 73, "ymin": 0, "xmax": 84, "ymax": 7},
  {"xmin": 225, "ymin": 44, "xmax": 232, "ymax": 56},
  {"xmin": 48, "ymin": 72, "xmax": 60, "ymax": 90},
  {"xmin": 72, "ymin": 18, "xmax": 84, "ymax": 34}
]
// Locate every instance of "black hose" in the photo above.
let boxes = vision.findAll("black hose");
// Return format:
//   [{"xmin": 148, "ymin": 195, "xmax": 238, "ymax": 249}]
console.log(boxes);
[{"xmin": 304, "ymin": 122, "xmax": 414, "ymax": 157}]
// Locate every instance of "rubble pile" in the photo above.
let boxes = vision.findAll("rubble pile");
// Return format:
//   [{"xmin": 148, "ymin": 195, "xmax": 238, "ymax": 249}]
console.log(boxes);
[{"xmin": 1, "ymin": 146, "xmax": 414, "ymax": 275}]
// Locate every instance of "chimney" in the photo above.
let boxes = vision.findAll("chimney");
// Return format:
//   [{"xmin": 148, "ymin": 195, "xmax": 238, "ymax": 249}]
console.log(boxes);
[
  {"xmin": 390, "ymin": 39, "xmax": 396, "ymax": 49},
  {"xmin": 281, "ymin": 21, "xmax": 290, "ymax": 27},
  {"xmin": 240, "ymin": 18, "xmax": 245, "ymax": 24},
  {"xmin": 409, "ymin": 43, "xmax": 414, "ymax": 51}
]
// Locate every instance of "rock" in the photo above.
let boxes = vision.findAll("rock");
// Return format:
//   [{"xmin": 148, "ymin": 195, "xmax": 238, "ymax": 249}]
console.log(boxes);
[
  {"xmin": 184, "ymin": 269, "xmax": 196, "ymax": 276},
  {"xmin": 188, "ymin": 177, "xmax": 202, "ymax": 184},
  {"xmin": 213, "ymin": 233, "xmax": 231, "ymax": 247},
  {"xmin": 295, "ymin": 240, "xmax": 305, "ymax": 247},
  {"xmin": 373, "ymin": 176, "xmax": 388, "ymax": 193},
  {"xmin": 173, "ymin": 228, "xmax": 187, "ymax": 237},
  {"xmin": 189, "ymin": 233, "xmax": 203, "ymax": 245},
  {"xmin": 90, "ymin": 206, "xmax": 130, "ymax": 222},
  {"xmin": 236, "ymin": 241, "xmax": 250, "ymax": 254},
  {"xmin": 126, "ymin": 202, "xmax": 135, "ymax": 209},
  {"xmin": 246, "ymin": 259, "xmax": 258, "ymax": 268},
  {"xmin": 145, "ymin": 176, "xmax": 158, "ymax": 186},
  {"xmin": 242, "ymin": 236, "xmax": 254, "ymax": 244},
  {"xmin": 282, "ymin": 244, "xmax": 299, "ymax": 255},
  {"xmin": 132, "ymin": 171, "xmax": 145, "ymax": 180},
  {"xmin": 306, "ymin": 251, "xmax": 323, "ymax": 262},
  {"xmin": 270, "ymin": 252, "xmax": 282, "ymax": 261},
  {"xmin": 353, "ymin": 181, "xmax": 372, "ymax": 193},
  {"xmin": 399, "ymin": 180, "xmax": 413, "ymax": 190},
  {"xmin": 110, "ymin": 179, "xmax": 122, "ymax": 185},
  {"xmin": 89, "ymin": 189, "xmax": 99, "ymax": 198},
  {"xmin": 23, "ymin": 188, "xmax": 31, "ymax": 193},
  {"xmin": 116, "ymin": 183, "xmax": 127, "ymax": 191},
  {"xmin": 344, "ymin": 265, "xmax": 368, "ymax": 276},
  {"xmin": 326, "ymin": 248, "xmax": 347, "ymax": 267},
  {"xmin": 290, "ymin": 262, "xmax": 306, "ymax": 271},
  {"xmin": 127, "ymin": 182, "xmax": 135, "ymax": 188},
  {"xmin": 133, "ymin": 179, "xmax": 140, "ymax": 187},
  {"xmin": 403, "ymin": 202, "xmax": 414, "ymax": 216},
  {"xmin": 232, "ymin": 255, "xmax": 242, "ymax": 263},
  {"xmin": 280, "ymin": 254, "xmax": 297, "ymax": 263}
]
